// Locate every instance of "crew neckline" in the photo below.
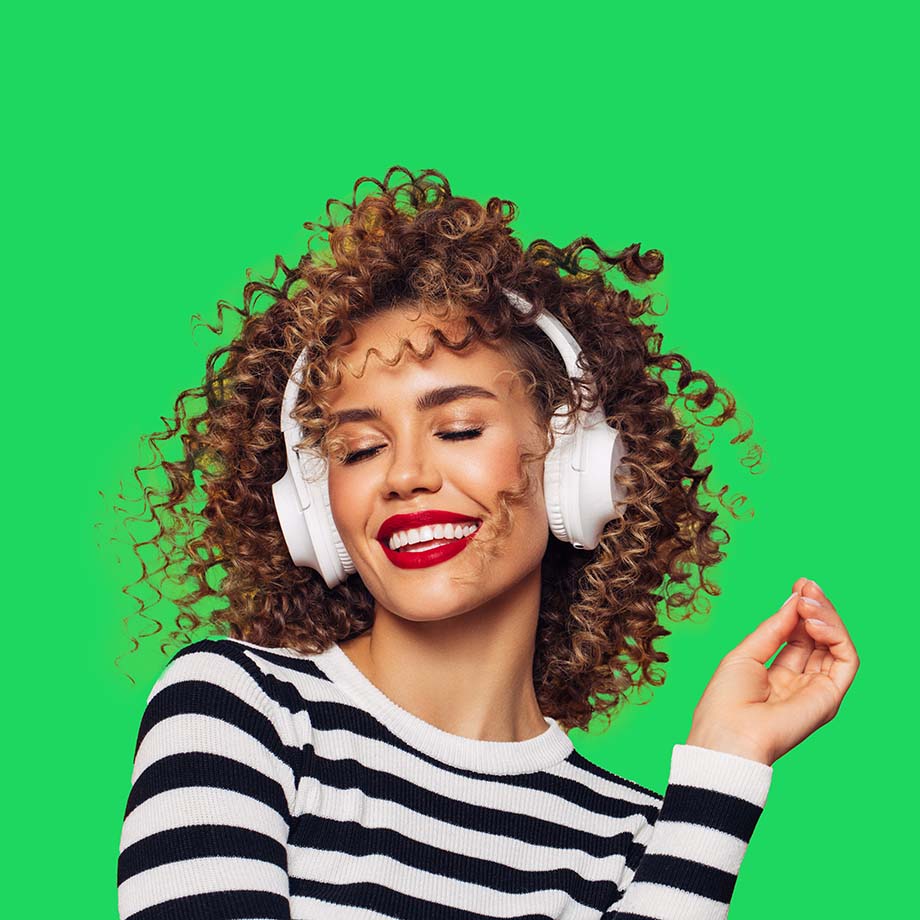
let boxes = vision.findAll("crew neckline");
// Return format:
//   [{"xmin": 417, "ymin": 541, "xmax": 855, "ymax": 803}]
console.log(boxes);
[
  {"xmin": 317, "ymin": 641, "xmax": 574, "ymax": 774},
  {"xmin": 223, "ymin": 636, "xmax": 574, "ymax": 775}
]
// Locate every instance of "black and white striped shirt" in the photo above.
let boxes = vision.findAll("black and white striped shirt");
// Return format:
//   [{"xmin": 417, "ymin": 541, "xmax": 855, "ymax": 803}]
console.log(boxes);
[{"xmin": 117, "ymin": 637, "xmax": 773, "ymax": 919}]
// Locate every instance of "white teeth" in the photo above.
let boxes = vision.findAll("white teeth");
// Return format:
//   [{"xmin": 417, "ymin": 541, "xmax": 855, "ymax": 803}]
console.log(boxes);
[
  {"xmin": 387, "ymin": 521, "xmax": 480, "ymax": 551},
  {"xmin": 404, "ymin": 540, "xmax": 452, "ymax": 553}
]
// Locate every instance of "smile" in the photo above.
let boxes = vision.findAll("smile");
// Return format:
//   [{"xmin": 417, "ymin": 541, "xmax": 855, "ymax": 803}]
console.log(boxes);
[
  {"xmin": 375, "ymin": 509, "xmax": 484, "ymax": 569},
  {"xmin": 380, "ymin": 522, "xmax": 481, "ymax": 569}
]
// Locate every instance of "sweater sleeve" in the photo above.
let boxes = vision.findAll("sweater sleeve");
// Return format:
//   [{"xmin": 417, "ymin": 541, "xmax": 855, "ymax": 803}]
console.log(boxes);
[
  {"xmin": 117, "ymin": 641, "xmax": 302, "ymax": 920},
  {"xmin": 602, "ymin": 743, "xmax": 773, "ymax": 919}
]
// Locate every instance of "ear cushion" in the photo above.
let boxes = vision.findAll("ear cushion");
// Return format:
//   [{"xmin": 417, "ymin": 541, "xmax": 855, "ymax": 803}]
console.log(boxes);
[
  {"xmin": 543, "ymin": 412, "xmax": 576, "ymax": 544},
  {"xmin": 315, "ymin": 465, "xmax": 355, "ymax": 582}
]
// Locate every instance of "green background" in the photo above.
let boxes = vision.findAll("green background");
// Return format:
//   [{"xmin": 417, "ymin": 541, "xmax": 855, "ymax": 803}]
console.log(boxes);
[{"xmin": 6, "ymin": 2, "xmax": 913, "ymax": 917}]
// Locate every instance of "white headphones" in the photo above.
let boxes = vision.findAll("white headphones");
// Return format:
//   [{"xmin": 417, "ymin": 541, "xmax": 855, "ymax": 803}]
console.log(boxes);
[{"xmin": 271, "ymin": 287, "xmax": 629, "ymax": 588}]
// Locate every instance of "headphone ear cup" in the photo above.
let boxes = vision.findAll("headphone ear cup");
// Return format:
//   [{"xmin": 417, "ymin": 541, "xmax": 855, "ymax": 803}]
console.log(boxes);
[
  {"xmin": 271, "ymin": 465, "xmax": 316, "ymax": 567},
  {"xmin": 569, "ymin": 418, "xmax": 628, "ymax": 550},
  {"xmin": 271, "ymin": 448, "xmax": 355, "ymax": 590},
  {"xmin": 542, "ymin": 409, "xmax": 628, "ymax": 551}
]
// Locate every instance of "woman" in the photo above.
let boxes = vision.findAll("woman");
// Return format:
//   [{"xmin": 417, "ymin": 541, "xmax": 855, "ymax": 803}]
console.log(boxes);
[{"xmin": 116, "ymin": 166, "xmax": 859, "ymax": 919}]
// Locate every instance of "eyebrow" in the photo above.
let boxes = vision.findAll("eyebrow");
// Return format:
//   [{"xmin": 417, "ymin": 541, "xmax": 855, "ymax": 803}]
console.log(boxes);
[{"xmin": 329, "ymin": 384, "xmax": 499, "ymax": 426}]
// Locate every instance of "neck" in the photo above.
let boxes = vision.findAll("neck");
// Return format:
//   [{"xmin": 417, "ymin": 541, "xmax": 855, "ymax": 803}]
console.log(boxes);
[{"xmin": 338, "ymin": 566, "xmax": 547, "ymax": 742}]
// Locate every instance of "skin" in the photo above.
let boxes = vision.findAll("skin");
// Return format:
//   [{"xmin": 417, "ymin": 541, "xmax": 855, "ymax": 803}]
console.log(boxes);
[{"xmin": 326, "ymin": 301, "xmax": 861, "ymax": 762}]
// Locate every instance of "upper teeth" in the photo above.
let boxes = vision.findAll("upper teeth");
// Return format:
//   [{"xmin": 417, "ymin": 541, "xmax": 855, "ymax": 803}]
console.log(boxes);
[{"xmin": 387, "ymin": 521, "xmax": 480, "ymax": 551}]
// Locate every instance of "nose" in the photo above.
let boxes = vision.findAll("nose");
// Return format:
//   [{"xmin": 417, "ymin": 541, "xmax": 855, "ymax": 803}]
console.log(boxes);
[{"xmin": 381, "ymin": 432, "xmax": 443, "ymax": 499}]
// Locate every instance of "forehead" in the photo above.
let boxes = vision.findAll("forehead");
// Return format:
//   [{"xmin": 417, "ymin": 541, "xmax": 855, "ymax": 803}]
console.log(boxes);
[{"xmin": 327, "ymin": 303, "xmax": 523, "ymax": 401}]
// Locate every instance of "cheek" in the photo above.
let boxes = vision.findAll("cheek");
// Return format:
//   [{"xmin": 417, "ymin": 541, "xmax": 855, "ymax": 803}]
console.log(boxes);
[
  {"xmin": 464, "ymin": 435, "xmax": 522, "ymax": 487},
  {"xmin": 465, "ymin": 434, "xmax": 545, "ymax": 511},
  {"xmin": 327, "ymin": 468, "xmax": 364, "ymax": 535}
]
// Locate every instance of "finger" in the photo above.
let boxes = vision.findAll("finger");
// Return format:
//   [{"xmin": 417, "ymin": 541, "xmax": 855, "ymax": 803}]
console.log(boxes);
[
  {"xmin": 805, "ymin": 641, "xmax": 830, "ymax": 674},
  {"xmin": 801, "ymin": 579, "xmax": 838, "ymax": 617},
  {"xmin": 800, "ymin": 612, "xmax": 860, "ymax": 695},
  {"xmin": 798, "ymin": 582, "xmax": 856, "ymax": 647},
  {"xmin": 728, "ymin": 591, "xmax": 802, "ymax": 666},
  {"xmin": 769, "ymin": 615, "xmax": 816, "ymax": 673}
]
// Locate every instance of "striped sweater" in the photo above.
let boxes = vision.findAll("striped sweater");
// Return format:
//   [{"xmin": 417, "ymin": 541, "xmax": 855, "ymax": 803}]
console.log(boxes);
[{"xmin": 117, "ymin": 636, "xmax": 773, "ymax": 920}]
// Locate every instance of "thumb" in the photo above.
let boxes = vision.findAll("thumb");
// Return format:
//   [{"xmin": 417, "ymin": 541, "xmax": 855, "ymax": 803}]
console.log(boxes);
[{"xmin": 726, "ymin": 591, "xmax": 801, "ymax": 665}]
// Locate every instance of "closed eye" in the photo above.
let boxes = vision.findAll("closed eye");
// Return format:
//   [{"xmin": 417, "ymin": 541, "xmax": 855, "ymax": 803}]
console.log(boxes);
[
  {"xmin": 341, "ymin": 428, "xmax": 484, "ymax": 465},
  {"xmin": 439, "ymin": 427, "xmax": 484, "ymax": 443}
]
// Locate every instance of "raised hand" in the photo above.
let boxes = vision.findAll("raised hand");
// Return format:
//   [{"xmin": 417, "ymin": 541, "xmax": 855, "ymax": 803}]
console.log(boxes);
[{"xmin": 685, "ymin": 578, "xmax": 860, "ymax": 766}]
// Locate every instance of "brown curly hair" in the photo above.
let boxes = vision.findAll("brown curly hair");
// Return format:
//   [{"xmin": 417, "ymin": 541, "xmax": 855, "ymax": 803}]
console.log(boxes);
[{"xmin": 114, "ymin": 165, "xmax": 763, "ymax": 733}]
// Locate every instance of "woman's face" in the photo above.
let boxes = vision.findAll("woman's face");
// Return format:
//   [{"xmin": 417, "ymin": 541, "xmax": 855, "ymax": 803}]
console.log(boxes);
[{"xmin": 325, "ymin": 302, "xmax": 550, "ymax": 623}]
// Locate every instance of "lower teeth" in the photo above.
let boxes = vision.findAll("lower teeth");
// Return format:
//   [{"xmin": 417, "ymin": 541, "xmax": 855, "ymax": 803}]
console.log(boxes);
[{"xmin": 403, "ymin": 539, "xmax": 454, "ymax": 553}]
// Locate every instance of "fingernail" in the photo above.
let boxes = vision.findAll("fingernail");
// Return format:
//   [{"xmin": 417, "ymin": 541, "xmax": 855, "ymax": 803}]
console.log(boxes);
[
  {"xmin": 784, "ymin": 592, "xmax": 798, "ymax": 604},
  {"xmin": 802, "ymin": 597, "xmax": 822, "ymax": 608},
  {"xmin": 806, "ymin": 617, "xmax": 829, "ymax": 626}
]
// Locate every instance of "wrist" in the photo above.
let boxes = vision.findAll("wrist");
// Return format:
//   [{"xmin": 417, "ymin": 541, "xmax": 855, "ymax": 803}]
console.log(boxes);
[{"xmin": 685, "ymin": 727, "xmax": 772, "ymax": 766}]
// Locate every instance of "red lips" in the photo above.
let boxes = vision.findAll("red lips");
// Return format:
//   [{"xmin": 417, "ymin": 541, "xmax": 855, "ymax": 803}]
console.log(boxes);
[{"xmin": 376, "ymin": 510, "xmax": 482, "ymax": 571}]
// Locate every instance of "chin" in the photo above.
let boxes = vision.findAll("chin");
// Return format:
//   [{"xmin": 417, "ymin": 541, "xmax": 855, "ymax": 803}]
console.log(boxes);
[
  {"xmin": 383, "ymin": 591, "xmax": 483, "ymax": 623},
  {"xmin": 391, "ymin": 607, "xmax": 471, "ymax": 625}
]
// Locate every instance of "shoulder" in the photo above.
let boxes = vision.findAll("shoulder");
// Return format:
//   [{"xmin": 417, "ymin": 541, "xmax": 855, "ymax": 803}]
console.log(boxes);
[
  {"xmin": 152, "ymin": 637, "xmax": 316, "ymax": 704},
  {"xmin": 149, "ymin": 638, "xmax": 269, "ymax": 702},
  {"xmin": 161, "ymin": 636, "xmax": 273, "ymax": 671},
  {"xmin": 139, "ymin": 638, "xmax": 314, "ymax": 753}
]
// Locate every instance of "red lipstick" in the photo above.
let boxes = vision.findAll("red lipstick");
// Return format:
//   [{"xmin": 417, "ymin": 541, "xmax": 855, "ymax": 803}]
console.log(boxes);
[{"xmin": 377, "ymin": 510, "xmax": 481, "ymax": 570}]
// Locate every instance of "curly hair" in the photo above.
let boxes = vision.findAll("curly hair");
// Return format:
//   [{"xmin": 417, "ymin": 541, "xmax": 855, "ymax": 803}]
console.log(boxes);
[{"xmin": 113, "ymin": 165, "xmax": 763, "ymax": 733}]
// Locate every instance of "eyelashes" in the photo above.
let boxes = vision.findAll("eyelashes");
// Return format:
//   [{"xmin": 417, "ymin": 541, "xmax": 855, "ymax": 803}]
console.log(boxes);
[{"xmin": 340, "ymin": 428, "xmax": 484, "ymax": 466}]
